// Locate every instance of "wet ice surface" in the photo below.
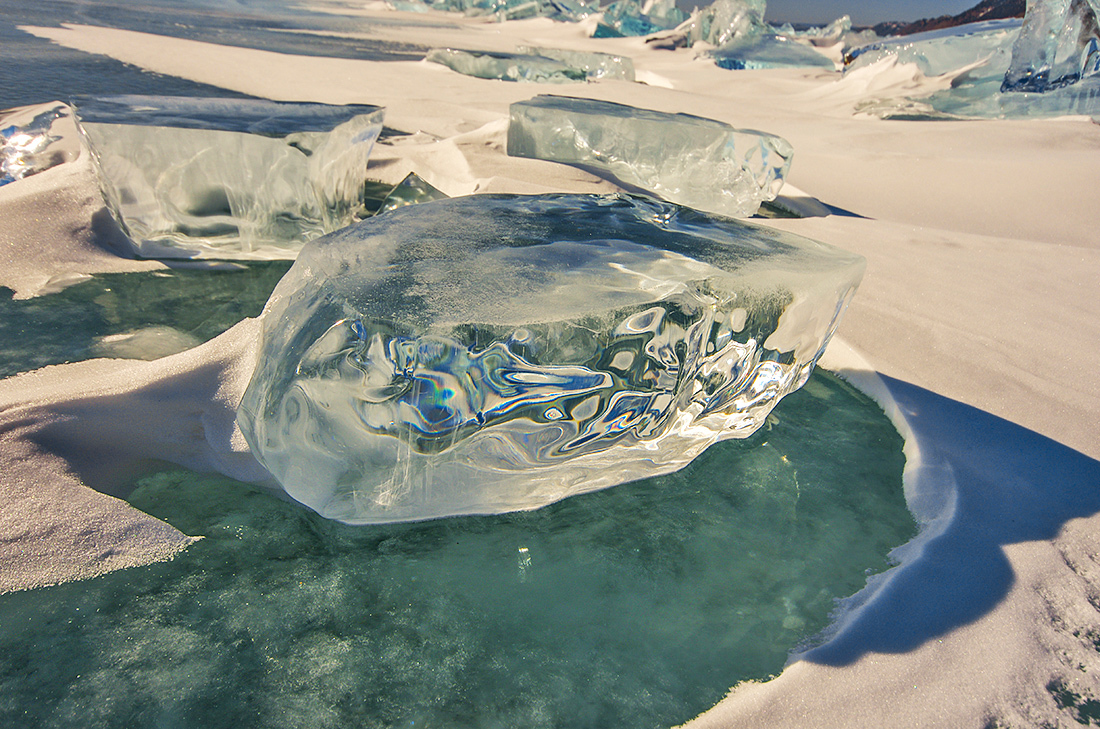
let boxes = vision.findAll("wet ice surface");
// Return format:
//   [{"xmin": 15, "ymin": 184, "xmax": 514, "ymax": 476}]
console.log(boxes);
[
  {"xmin": 237, "ymin": 194, "xmax": 864, "ymax": 524},
  {"xmin": 508, "ymin": 96, "xmax": 793, "ymax": 218},
  {"xmin": 0, "ymin": 368, "xmax": 914, "ymax": 729},
  {"xmin": 0, "ymin": 103, "xmax": 73, "ymax": 186},
  {"xmin": 74, "ymin": 96, "xmax": 385, "ymax": 259},
  {"xmin": 0, "ymin": 262, "xmax": 291, "ymax": 378}
]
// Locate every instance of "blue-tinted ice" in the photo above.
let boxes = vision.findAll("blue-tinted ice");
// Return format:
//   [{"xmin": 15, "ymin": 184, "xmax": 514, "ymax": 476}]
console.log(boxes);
[
  {"xmin": 1002, "ymin": 0, "xmax": 1100, "ymax": 92},
  {"xmin": 507, "ymin": 95, "xmax": 792, "ymax": 218},
  {"xmin": 73, "ymin": 96, "xmax": 385, "ymax": 259},
  {"xmin": 709, "ymin": 35, "xmax": 835, "ymax": 70},
  {"xmin": 844, "ymin": 17, "xmax": 1100, "ymax": 119},
  {"xmin": 237, "ymin": 194, "xmax": 864, "ymax": 524}
]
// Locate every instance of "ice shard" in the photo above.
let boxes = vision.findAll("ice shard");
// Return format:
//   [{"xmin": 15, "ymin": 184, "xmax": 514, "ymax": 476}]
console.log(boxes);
[
  {"xmin": 515, "ymin": 46, "xmax": 636, "ymax": 81},
  {"xmin": 0, "ymin": 102, "xmax": 76, "ymax": 186},
  {"xmin": 507, "ymin": 95, "xmax": 792, "ymax": 217},
  {"xmin": 237, "ymin": 193, "xmax": 864, "ymax": 524},
  {"xmin": 376, "ymin": 172, "xmax": 449, "ymax": 214},
  {"xmin": 73, "ymin": 96, "xmax": 385, "ymax": 259},
  {"xmin": 1001, "ymin": 0, "xmax": 1100, "ymax": 92},
  {"xmin": 425, "ymin": 48, "xmax": 586, "ymax": 82}
]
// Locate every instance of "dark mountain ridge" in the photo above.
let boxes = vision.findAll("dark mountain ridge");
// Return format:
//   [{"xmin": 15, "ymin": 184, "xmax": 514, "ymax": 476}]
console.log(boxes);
[{"xmin": 870, "ymin": 0, "xmax": 1025, "ymax": 37}]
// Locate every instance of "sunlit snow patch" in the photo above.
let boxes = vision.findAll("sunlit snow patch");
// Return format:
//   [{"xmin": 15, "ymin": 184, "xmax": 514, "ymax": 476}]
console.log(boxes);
[
  {"xmin": 72, "ymin": 96, "xmax": 385, "ymax": 259},
  {"xmin": 237, "ymin": 193, "xmax": 864, "ymax": 524}
]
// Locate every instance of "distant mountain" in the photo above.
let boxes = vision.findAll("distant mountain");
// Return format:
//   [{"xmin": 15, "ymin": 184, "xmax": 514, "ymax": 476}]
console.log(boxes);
[{"xmin": 870, "ymin": 0, "xmax": 1025, "ymax": 37}]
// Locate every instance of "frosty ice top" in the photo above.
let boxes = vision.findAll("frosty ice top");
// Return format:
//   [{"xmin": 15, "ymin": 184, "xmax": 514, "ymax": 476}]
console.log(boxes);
[{"xmin": 237, "ymin": 194, "xmax": 865, "ymax": 524}]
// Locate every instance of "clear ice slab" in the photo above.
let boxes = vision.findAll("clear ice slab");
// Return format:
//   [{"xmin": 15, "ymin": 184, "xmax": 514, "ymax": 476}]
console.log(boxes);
[
  {"xmin": 1001, "ymin": 0, "xmax": 1100, "ymax": 92},
  {"xmin": 507, "ymin": 95, "xmax": 792, "ymax": 218},
  {"xmin": 237, "ymin": 193, "xmax": 865, "ymax": 524},
  {"xmin": 73, "ymin": 96, "xmax": 385, "ymax": 260},
  {"xmin": 515, "ymin": 46, "xmax": 636, "ymax": 81},
  {"xmin": 425, "ymin": 49, "xmax": 587, "ymax": 82}
]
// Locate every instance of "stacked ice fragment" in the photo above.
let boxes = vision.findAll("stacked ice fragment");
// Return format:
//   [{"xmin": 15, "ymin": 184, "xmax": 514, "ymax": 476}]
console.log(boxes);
[
  {"xmin": 74, "ymin": 96, "xmax": 385, "ymax": 259},
  {"xmin": 507, "ymin": 95, "xmax": 792, "ymax": 217},
  {"xmin": 237, "ymin": 193, "xmax": 865, "ymax": 524}
]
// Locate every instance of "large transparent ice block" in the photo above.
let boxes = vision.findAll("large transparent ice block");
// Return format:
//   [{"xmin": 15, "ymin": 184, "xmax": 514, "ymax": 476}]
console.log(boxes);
[
  {"xmin": 594, "ymin": 0, "xmax": 686, "ymax": 37},
  {"xmin": 506, "ymin": 95, "xmax": 792, "ymax": 217},
  {"xmin": 73, "ymin": 96, "xmax": 385, "ymax": 259},
  {"xmin": 237, "ymin": 193, "xmax": 865, "ymax": 524},
  {"xmin": 1001, "ymin": 0, "xmax": 1100, "ymax": 92}
]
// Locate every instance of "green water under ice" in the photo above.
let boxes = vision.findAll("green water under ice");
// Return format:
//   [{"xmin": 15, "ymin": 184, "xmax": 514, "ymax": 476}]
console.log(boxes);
[{"xmin": 0, "ymin": 266, "xmax": 915, "ymax": 728}]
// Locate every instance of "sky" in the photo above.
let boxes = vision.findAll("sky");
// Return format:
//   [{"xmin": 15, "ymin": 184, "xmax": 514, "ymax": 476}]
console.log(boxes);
[{"xmin": 678, "ymin": 0, "xmax": 983, "ymax": 26}]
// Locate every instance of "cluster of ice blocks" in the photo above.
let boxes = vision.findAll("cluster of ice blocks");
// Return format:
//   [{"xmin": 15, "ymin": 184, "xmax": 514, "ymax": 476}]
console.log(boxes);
[
  {"xmin": 594, "ymin": 0, "xmax": 686, "ymax": 37},
  {"xmin": 74, "ymin": 96, "xmax": 385, "ymax": 259},
  {"xmin": 845, "ymin": 2, "xmax": 1100, "ymax": 119},
  {"xmin": 237, "ymin": 193, "xmax": 865, "ymax": 524},
  {"xmin": 507, "ymin": 95, "xmax": 792, "ymax": 218}
]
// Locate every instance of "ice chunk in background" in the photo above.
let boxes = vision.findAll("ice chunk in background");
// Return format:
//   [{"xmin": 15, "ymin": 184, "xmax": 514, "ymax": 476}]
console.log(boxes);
[
  {"xmin": 594, "ymin": 0, "xmax": 686, "ymax": 37},
  {"xmin": 709, "ymin": 34, "xmax": 835, "ymax": 70},
  {"xmin": 845, "ymin": 19, "xmax": 1021, "ymax": 76},
  {"xmin": 237, "ymin": 193, "xmax": 864, "ymax": 524},
  {"xmin": 394, "ymin": 0, "xmax": 596, "ymax": 21},
  {"xmin": 507, "ymin": 95, "xmax": 792, "ymax": 218},
  {"xmin": 669, "ymin": 0, "xmax": 767, "ymax": 47},
  {"xmin": 376, "ymin": 172, "xmax": 449, "ymax": 214},
  {"xmin": 843, "ymin": 18, "xmax": 1100, "ymax": 119},
  {"xmin": 515, "ymin": 46, "xmax": 636, "ymax": 81},
  {"xmin": 0, "ymin": 102, "xmax": 78, "ymax": 186},
  {"xmin": 73, "ymin": 96, "xmax": 385, "ymax": 260},
  {"xmin": 425, "ymin": 48, "xmax": 586, "ymax": 82},
  {"xmin": 1001, "ymin": 0, "xmax": 1100, "ymax": 91}
]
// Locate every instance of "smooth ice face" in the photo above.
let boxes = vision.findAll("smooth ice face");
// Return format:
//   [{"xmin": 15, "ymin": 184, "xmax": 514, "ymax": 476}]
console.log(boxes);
[
  {"xmin": 73, "ymin": 96, "xmax": 385, "ymax": 259},
  {"xmin": 425, "ymin": 49, "xmax": 586, "ymax": 82},
  {"xmin": 507, "ymin": 95, "xmax": 792, "ymax": 218},
  {"xmin": 1002, "ymin": 0, "xmax": 1100, "ymax": 92},
  {"xmin": 237, "ymin": 194, "xmax": 865, "ymax": 524},
  {"xmin": 846, "ymin": 19, "xmax": 1021, "ymax": 77}
]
